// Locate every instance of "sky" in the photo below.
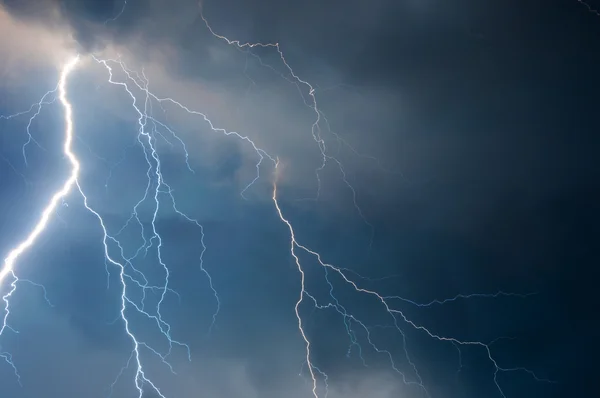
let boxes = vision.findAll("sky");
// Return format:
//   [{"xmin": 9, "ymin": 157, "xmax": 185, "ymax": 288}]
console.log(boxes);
[{"xmin": 0, "ymin": 0, "xmax": 598, "ymax": 397}]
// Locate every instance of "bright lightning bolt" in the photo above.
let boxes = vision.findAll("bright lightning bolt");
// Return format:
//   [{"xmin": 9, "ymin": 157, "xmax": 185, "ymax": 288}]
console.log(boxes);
[
  {"xmin": 0, "ymin": 55, "xmax": 79, "ymax": 387},
  {"xmin": 0, "ymin": 56, "xmax": 79, "ymax": 286},
  {"xmin": 199, "ymin": 12, "xmax": 376, "ymax": 247},
  {"xmin": 199, "ymin": 16, "xmax": 554, "ymax": 397},
  {"xmin": 0, "ymin": 8, "xmax": 555, "ymax": 398}
]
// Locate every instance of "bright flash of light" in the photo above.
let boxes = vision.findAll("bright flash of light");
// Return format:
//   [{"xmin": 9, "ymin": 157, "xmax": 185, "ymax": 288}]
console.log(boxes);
[
  {"xmin": 0, "ymin": 10, "xmax": 556, "ymax": 398},
  {"xmin": 0, "ymin": 55, "xmax": 79, "ymax": 286},
  {"xmin": 0, "ymin": 55, "xmax": 78, "ymax": 389}
]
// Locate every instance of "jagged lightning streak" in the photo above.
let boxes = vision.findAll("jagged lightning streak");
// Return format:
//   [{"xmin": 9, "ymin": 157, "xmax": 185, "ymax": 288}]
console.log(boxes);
[
  {"xmin": 272, "ymin": 188, "xmax": 555, "ymax": 397},
  {"xmin": 384, "ymin": 291, "xmax": 537, "ymax": 307},
  {"xmin": 199, "ymin": 12, "xmax": 376, "ymax": 247},
  {"xmin": 0, "ymin": 56, "xmax": 79, "ymax": 287},
  {"xmin": 0, "ymin": 10, "xmax": 554, "ymax": 398},
  {"xmin": 1, "ymin": 87, "xmax": 58, "ymax": 166},
  {"xmin": 0, "ymin": 54, "xmax": 200, "ymax": 397},
  {"xmin": 105, "ymin": 0, "xmax": 128, "ymax": 25},
  {"xmin": 61, "ymin": 16, "xmax": 551, "ymax": 398},
  {"xmin": 198, "ymin": 14, "xmax": 553, "ymax": 398},
  {"xmin": 78, "ymin": 56, "xmax": 222, "ymax": 396},
  {"xmin": 0, "ymin": 56, "xmax": 79, "ymax": 382},
  {"xmin": 91, "ymin": 46, "xmax": 550, "ymax": 396},
  {"xmin": 90, "ymin": 55, "xmax": 220, "ymax": 339}
]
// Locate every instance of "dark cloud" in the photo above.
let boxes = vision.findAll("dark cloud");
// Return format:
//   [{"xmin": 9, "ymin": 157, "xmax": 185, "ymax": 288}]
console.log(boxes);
[{"xmin": 0, "ymin": 0, "xmax": 598, "ymax": 397}]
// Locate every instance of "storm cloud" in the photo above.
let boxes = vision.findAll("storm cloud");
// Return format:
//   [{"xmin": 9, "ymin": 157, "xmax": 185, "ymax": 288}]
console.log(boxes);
[{"xmin": 0, "ymin": 0, "xmax": 598, "ymax": 397}]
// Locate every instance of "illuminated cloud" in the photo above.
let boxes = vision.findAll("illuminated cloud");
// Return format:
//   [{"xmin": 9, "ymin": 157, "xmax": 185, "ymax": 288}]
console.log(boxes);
[
  {"xmin": 0, "ymin": 5, "xmax": 76, "ymax": 82},
  {"xmin": 1, "ymin": 1, "xmax": 591, "ymax": 397}
]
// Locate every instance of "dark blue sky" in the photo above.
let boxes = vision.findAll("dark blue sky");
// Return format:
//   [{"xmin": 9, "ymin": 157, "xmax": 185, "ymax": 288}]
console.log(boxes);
[{"xmin": 0, "ymin": 0, "xmax": 598, "ymax": 397}]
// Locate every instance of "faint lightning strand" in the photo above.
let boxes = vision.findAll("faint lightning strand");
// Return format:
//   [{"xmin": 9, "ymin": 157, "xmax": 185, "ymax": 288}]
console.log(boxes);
[
  {"xmin": 147, "ymin": 116, "xmax": 195, "ymax": 173},
  {"xmin": 17, "ymin": 278, "xmax": 55, "ymax": 308},
  {"xmin": 95, "ymin": 24, "xmax": 548, "ymax": 397},
  {"xmin": 163, "ymin": 182, "xmax": 220, "ymax": 334},
  {"xmin": 577, "ymin": 0, "xmax": 600, "ymax": 16},
  {"xmin": 103, "ymin": 57, "xmax": 336, "ymax": 396},
  {"xmin": 98, "ymin": 56, "xmax": 276, "ymax": 193},
  {"xmin": 319, "ymin": 111, "xmax": 403, "ymax": 177},
  {"xmin": 0, "ymin": 22, "xmax": 549, "ymax": 397},
  {"xmin": 273, "ymin": 172, "xmax": 427, "ymax": 396},
  {"xmin": 452, "ymin": 341, "xmax": 463, "ymax": 372},
  {"xmin": 77, "ymin": 182, "xmax": 168, "ymax": 398},
  {"xmin": 92, "ymin": 57, "xmax": 193, "ymax": 366},
  {"xmin": 191, "ymin": 18, "xmax": 556, "ymax": 397},
  {"xmin": 105, "ymin": 0, "xmax": 128, "ymax": 25},
  {"xmin": 0, "ymin": 93, "xmax": 56, "ymax": 121},
  {"xmin": 272, "ymin": 169, "xmax": 319, "ymax": 398},
  {"xmin": 21, "ymin": 87, "xmax": 59, "ymax": 165},
  {"xmin": 138, "ymin": 66, "xmax": 179, "ymax": 346},
  {"xmin": 294, "ymin": 236, "xmax": 553, "ymax": 398},
  {"xmin": 304, "ymin": 290, "xmax": 415, "ymax": 384},
  {"xmin": 86, "ymin": 56, "xmax": 224, "ymax": 396},
  {"xmin": 384, "ymin": 291, "xmax": 537, "ymax": 307},
  {"xmin": 0, "ymin": 155, "xmax": 30, "ymax": 185},
  {"xmin": 200, "ymin": 12, "xmax": 375, "ymax": 241},
  {"xmin": 0, "ymin": 88, "xmax": 58, "ymax": 166},
  {"xmin": 322, "ymin": 269, "xmax": 367, "ymax": 365}
]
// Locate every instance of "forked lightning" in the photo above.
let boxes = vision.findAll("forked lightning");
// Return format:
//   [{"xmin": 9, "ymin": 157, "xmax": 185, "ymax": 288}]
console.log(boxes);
[{"xmin": 0, "ymin": 11, "xmax": 554, "ymax": 398}]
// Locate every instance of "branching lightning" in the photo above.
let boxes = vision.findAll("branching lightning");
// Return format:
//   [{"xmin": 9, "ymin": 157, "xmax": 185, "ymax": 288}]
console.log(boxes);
[
  {"xmin": 0, "ymin": 56, "xmax": 79, "ymax": 293},
  {"xmin": 0, "ymin": 8, "xmax": 554, "ymax": 398}
]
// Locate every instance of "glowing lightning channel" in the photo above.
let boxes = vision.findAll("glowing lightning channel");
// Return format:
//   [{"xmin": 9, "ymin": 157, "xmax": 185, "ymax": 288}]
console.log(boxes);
[
  {"xmin": 199, "ymin": 12, "xmax": 376, "ymax": 247},
  {"xmin": 0, "ymin": 56, "xmax": 79, "ymax": 287},
  {"xmin": 0, "ymin": 11, "xmax": 555, "ymax": 398},
  {"xmin": 383, "ymin": 291, "xmax": 537, "ymax": 307},
  {"xmin": 94, "ymin": 43, "xmax": 549, "ymax": 394},
  {"xmin": 0, "ymin": 55, "xmax": 79, "ymax": 383},
  {"xmin": 198, "ymin": 14, "xmax": 554, "ymax": 398},
  {"xmin": 273, "ymin": 176, "xmax": 556, "ymax": 397},
  {"xmin": 79, "ymin": 17, "xmax": 552, "ymax": 398},
  {"xmin": 577, "ymin": 0, "xmax": 600, "ymax": 16},
  {"xmin": 78, "ymin": 57, "xmax": 217, "ymax": 396}
]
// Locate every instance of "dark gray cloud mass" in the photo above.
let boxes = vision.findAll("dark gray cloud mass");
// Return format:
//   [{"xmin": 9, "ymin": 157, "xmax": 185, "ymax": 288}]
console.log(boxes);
[{"xmin": 0, "ymin": 0, "xmax": 598, "ymax": 397}]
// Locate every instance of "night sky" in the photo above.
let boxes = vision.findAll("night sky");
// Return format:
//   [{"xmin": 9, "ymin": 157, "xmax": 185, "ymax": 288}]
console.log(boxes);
[{"xmin": 0, "ymin": 0, "xmax": 598, "ymax": 397}]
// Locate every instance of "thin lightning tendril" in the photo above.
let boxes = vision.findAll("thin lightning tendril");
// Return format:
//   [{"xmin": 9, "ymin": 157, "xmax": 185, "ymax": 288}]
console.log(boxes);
[
  {"xmin": 105, "ymin": 0, "xmax": 128, "ymax": 25},
  {"xmin": 577, "ymin": 0, "xmax": 600, "ymax": 16},
  {"xmin": 0, "ymin": 56, "xmax": 79, "ymax": 388},
  {"xmin": 0, "ymin": 11, "xmax": 553, "ymax": 398},
  {"xmin": 199, "ymin": 13, "xmax": 376, "ymax": 247}
]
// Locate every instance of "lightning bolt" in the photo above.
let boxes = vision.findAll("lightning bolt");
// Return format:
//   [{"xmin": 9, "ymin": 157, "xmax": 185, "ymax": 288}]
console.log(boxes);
[
  {"xmin": 0, "ymin": 56, "xmax": 80, "ymax": 288},
  {"xmin": 199, "ymin": 13, "xmax": 376, "ymax": 248},
  {"xmin": 199, "ymin": 15, "xmax": 555, "ymax": 398},
  {"xmin": 0, "ymin": 56, "xmax": 79, "ymax": 389},
  {"xmin": 0, "ymin": 53, "xmax": 215, "ymax": 397},
  {"xmin": 0, "ymin": 10, "xmax": 554, "ymax": 398}
]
